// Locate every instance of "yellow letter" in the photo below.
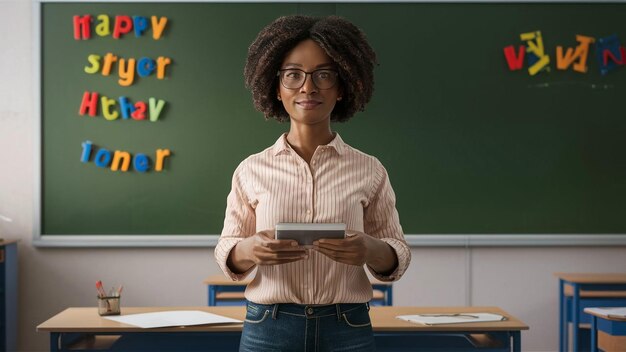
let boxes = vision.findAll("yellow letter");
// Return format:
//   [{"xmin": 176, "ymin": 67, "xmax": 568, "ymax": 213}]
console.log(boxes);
[
  {"xmin": 111, "ymin": 151, "xmax": 131, "ymax": 171},
  {"xmin": 101, "ymin": 96, "xmax": 119, "ymax": 120},
  {"xmin": 520, "ymin": 31, "xmax": 550, "ymax": 76},
  {"xmin": 84, "ymin": 54, "xmax": 101, "ymax": 74},
  {"xmin": 95, "ymin": 14, "xmax": 110, "ymax": 36},
  {"xmin": 155, "ymin": 149, "xmax": 171, "ymax": 171}
]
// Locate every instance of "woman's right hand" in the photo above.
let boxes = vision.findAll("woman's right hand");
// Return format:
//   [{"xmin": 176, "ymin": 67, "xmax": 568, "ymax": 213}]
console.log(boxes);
[{"xmin": 227, "ymin": 229, "xmax": 308, "ymax": 273}]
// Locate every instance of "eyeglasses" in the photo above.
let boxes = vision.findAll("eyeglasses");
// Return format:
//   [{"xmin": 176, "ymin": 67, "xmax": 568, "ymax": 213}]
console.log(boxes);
[{"xmin": 277, "ymin": 68, "xmax": 339, "ymax": 90}]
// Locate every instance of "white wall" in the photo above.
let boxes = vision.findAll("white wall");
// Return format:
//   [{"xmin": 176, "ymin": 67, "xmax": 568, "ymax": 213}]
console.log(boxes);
[{"xmin": 1, "ymin": 1, "xmax": 625, "ymax": 351}]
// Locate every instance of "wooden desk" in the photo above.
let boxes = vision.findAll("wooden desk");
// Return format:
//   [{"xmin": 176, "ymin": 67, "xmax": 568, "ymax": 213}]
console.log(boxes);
[
  {"xmin": 0, "ymin": 240, "xmax": 18, "ymax": 352},
  {"xmin": 584, "ymin": 308, "xmax": 626, "ymax": 352},
  {"xmin": 203, "ymin": 274, "xmax": 393, "ymax": 306},
  {"xmin": 555, "ymin": 273, "xmax": 626, "ymax": 352},
  {"xmin": 38, "ymin": 306, "xmax": 528, "ymax": 352}
]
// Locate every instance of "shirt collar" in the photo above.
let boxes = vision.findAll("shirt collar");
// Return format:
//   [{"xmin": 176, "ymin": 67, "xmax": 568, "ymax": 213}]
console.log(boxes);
[{"xmin": 271, "ymin": 132, "xmax": 347, "ymax": 156}]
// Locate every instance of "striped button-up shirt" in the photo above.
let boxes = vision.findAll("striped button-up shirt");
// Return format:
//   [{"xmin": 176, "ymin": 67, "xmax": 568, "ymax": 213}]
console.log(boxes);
[{"xmin": 215, "ymin": 133, "xmax": 411, "ymax": 304}]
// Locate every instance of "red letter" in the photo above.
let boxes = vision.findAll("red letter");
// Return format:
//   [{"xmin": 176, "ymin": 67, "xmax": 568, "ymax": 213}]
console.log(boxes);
[
  {"xmin": 113, "ymin": 16, "xmax": 133, "ymax": 39},
  {"xmin": 503, "ymin": 45, "xmax": 526, "ymax": 71},
  {"xmin": 603, "ymin": 49, "xmax": 623, "ymax": 67},
  {"xmin": 79, "ymin": 91, "xmax": 99, "ymax": 116},
  {"xmin": 73, "ymin": 15, "xmax": 92, "ymax": 40},
  {"xmin": 132, "ymin": 101, "xmax": 147, "ymax": 120}
]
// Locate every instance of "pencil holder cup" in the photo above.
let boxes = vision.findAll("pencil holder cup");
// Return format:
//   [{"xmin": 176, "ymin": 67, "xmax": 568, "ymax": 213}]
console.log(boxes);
[{"xmin": 98, "ymin": 296, "xmax": 121, "ymax": 316}]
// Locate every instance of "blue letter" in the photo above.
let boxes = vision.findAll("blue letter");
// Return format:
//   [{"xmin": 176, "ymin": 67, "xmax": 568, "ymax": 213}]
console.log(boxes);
[
  {"xmin": 118, "ymin": 96, "xmax": 135, "ymax": 119},
  {"xmin": 134, "ymin": 153, "xmax": 150, "ymax": 172},
  {"xmin": 137, "ymin": 57, "xmax": 156, "ymax": 77},
  {"xmin": 95, "ymin": 149, "xmax": 112, "ymax": 168},
  {"xmin": 133, "ymin": 16, "xmax": 149, "ymax": 37},
  {"xmin": 80, "ymin": 140, "xmax": 93, "ymax": 163}
]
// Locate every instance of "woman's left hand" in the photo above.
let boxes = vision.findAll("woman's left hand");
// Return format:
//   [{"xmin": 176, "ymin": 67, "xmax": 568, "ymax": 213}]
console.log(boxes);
[
  {"xmin": 313, "ymin": 230, "xmax": 398, "ymax": 274},
  {"xmin": 312, "ymin": 231, "xmax": 373, "ymax": 266}
]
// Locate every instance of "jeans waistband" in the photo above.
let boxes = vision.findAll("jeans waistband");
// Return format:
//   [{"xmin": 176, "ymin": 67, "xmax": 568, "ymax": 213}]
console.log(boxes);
[{"xmin": 247, "ymin": 301, "xmax": 369, "ymax": 320}]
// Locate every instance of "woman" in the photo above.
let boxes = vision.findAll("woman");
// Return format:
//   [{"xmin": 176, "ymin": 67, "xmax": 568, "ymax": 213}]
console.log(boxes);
[{"xmin": 215, "ymin": 15, "xmax": 411, "ymax": 352}]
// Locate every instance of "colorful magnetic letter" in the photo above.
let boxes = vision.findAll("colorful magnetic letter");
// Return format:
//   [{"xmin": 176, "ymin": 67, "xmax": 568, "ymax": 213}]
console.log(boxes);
[
  {"xmin": 133, "ymin": 16, "xmax": 149, "ymax": 37},
  {"xmin": 134, "ymin": 154, "xmax": 150, "ymax": 173},
  {"xmin": 137, "ymin": 57, "xmax": 156, "ymax": 77},
  {"xmin": 79, "ymin": 91, "xmax": 99, "ymax": 116},
  {"xmin": 80, "ymin": 140, "xmax": 93, "ymax": 163},
  {"xmin": 118, "ymin": 97, "xmax": 136, "ymax": 119},
  {"xmin": 111, "ymin": 151, "xmax": 131, "ymax": 172},
  {"xmin": 503, "ymin": 45, "xmax": 526, "ymax": 71},
  {"xmin": 556, "ymin": 35, "xmax": 595, "ymax": 73},
  {"xmin": 84, "ymin": 54, "xmax": 101, "ymax": 74},
  {"xmin": 95, "ymin": 15, "xmax": 110, "ymax": 37},
  {"xmin": 95, "ymin": 149, "xmax": 112, "ymax": 168},
  {"xmin": 73, "ymin": 15, "xmax": 92, "ymax": 40},
  {"xmin": 101, "ymin": 96, "xmax": 119, "ymax": 121},
  {"xmin": 118, "ymin": 58, "xmax": 136, "ymax": 86},
  {"xmin": 132, "ymin": 101, "xmax": 147, "ymax": 120},
  {"xmin": 113, "ymin": 15, "xmax": 133, "ymax": 39},
  {"xmin": 156, "ymin": 57, "xmax": 172, "ymax": 79},
  {"xmin": 595, "ymin": 34, "xmax": 623, "ymax": 75},
  {"xmin": 520, "ymin": 31, "xmax": 550, "ymax": 76},
  {"xmin": 102, "ymin": 53, "xmax": 118, "ymax": 76},
  {"xmin": 149, "ymin": 98, "xmax": 166, "ymax": 122},
  {"xmin": 151, "ymin": 16, "xmax": 168, "ymax": 40},
  {"xmin": 155, "ymin": 149, "xmax": 171, "ymax": 171}
]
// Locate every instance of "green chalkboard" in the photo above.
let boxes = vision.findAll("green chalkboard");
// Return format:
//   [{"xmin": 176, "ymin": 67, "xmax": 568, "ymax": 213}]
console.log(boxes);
[{"xmin": 40, "ymin": 2, "xmax": 626, "ymax": 239}]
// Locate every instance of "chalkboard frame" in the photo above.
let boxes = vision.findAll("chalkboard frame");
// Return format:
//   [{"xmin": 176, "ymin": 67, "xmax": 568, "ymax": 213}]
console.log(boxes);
[{"xmin": 33, "ymin": 0, "xmax": 626, "ymax": 247}]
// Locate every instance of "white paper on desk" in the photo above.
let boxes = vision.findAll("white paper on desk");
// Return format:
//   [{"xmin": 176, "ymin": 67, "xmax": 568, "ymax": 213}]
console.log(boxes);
[
  {"xmin": 103, "ymin": 310, "xmax": 242, "ymax": 329},
  {"xmin": 396, "ymin": 313, "xmax": 505, "ymax": 326},
  {"xmin": 586, "ymin": 307, "xmax": 626, "ymax": 318}
]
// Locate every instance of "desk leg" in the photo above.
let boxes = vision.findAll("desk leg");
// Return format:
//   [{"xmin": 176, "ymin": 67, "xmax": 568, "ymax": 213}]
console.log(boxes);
[
  {"xmin": 50, "ymin": 332, "xmax": 60, "ymax": 352},
  {"xmin": 560, "ymin": 279, "xmax": 565, "ymax": 352},
  {"xmin": 572, "ymin": 283, "xmax": 580, "ymax": 352},
  {"xmin": 511, "ymin": 331, "xmax": 521, "ymax": 352},
  {"xmin": 590, "ymin": 315, "xmax": 597, "ymax": 352},
  {"xmin": 208, "ymin": 285, "xmax": 216, "ymax": 306}
]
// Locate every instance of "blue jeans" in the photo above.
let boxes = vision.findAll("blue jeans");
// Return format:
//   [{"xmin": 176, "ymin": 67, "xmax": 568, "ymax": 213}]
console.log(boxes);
[{"xmin": 239, "ymin": 301, "xmax": 376, "ymax": 352}]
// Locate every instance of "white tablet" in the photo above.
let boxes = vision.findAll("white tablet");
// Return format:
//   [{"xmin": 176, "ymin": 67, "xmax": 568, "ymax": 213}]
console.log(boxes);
[{"xmin": 275, "ymin": 223, "xmax": 346, "ymax": 246}]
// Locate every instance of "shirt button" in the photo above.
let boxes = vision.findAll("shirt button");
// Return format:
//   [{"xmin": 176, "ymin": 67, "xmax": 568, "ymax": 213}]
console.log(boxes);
[{"xmin": 306, "ymin": 209, "xmax": 311, "ymax": 214}]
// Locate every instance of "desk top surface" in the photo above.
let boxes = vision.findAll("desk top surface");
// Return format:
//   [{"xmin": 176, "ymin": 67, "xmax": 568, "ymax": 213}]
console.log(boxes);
[
  {"xmin": 554, "ymin": 273, "xmax": 626, "ymax": 284},
  {"xmin": 0, "ymin": 239, "xmax": 19, "ymax": 246},
  {"xmin": 203, "ymin": 274, "xmax": 392, "ymax": 286},
  {"xmin": 584, "ymin": 308, "xmax": 626, "ymax": 322},
  {"xmin": 37, "ymin": 306, "xmax": 528, "ymax": 333}
]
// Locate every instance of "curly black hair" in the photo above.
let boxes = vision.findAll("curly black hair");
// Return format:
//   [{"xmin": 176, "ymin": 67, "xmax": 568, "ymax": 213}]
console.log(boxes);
[{"xmin": 244, "ymin": 15, "xmax": 377, "ymax": 122}]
